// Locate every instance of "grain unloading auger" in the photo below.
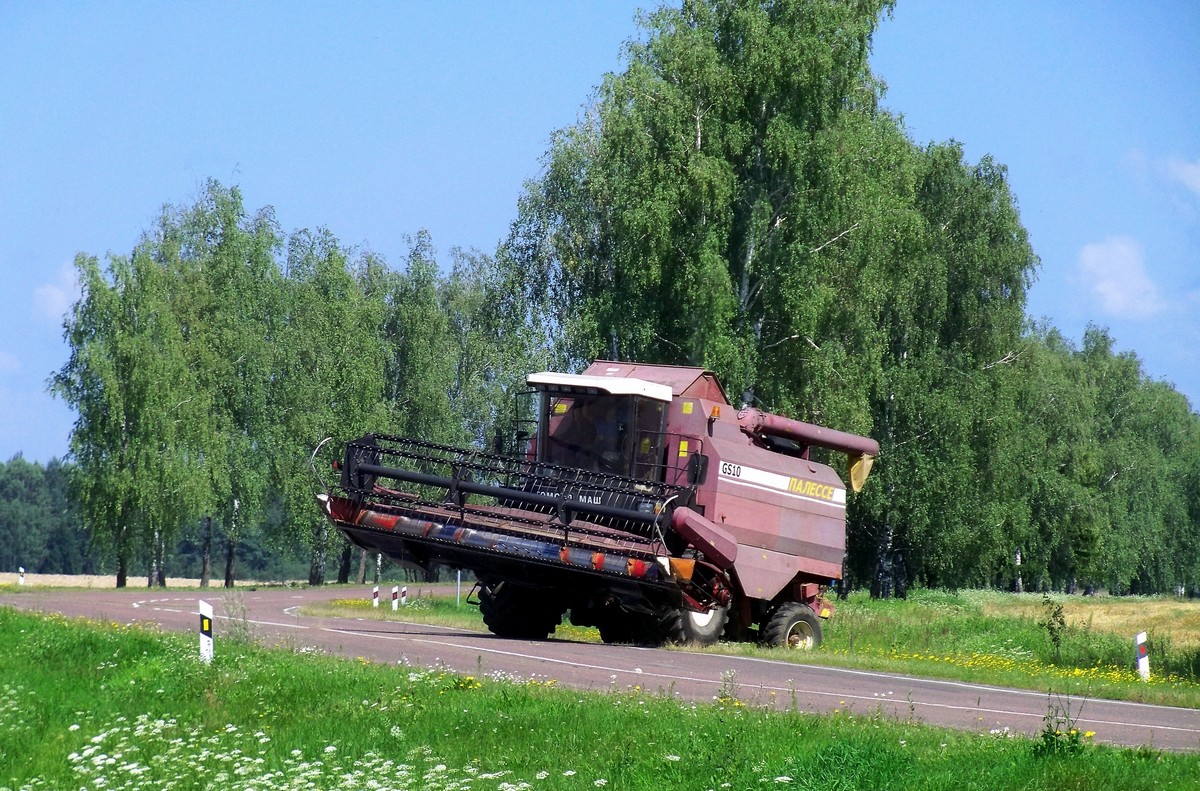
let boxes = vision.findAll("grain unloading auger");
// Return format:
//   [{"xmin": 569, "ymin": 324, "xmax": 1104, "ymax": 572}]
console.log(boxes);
[{"xmin": 316, "ymin": 361, "xmax": 879, "ymax": 648}]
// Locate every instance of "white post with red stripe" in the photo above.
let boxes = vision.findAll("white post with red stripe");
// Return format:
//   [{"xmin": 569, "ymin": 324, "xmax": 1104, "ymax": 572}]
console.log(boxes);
[
  {"xmin": 372, "ymin": 585, "xmax": 379, "ymax": 608},
  {"xmin": 1135, "ymin": 631, "xmax": 1150, "ymax": 681},
  {"xmin": 391, "ymin": 586, "xmax": 399, "ymax": 611},
  {"xmin": 401, "ymin": 586, "xmax": 408, "ymax": 606}
]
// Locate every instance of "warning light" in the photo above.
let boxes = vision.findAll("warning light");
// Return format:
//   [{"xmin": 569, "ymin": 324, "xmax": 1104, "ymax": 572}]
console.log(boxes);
[{"xmin": 710, "ymin": 405, "xmax": 721, "ymax": 419}]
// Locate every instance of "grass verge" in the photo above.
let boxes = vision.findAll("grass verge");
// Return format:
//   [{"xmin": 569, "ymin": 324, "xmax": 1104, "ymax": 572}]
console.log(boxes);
[{"xmin": 2, "ymin": 606, "xmax": 1198, "ymax": 790}]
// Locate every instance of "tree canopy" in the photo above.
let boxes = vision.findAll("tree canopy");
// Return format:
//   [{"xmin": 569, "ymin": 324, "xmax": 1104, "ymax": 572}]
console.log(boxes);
[
  {"xmin": 43, "ymin": 1, "xmax": 1200, "ymax": 595},
  {"xmin": 501, "ymin": 0, "xmax": 1199, "ymax": 595},
  {"xmin": 51, "ymin": 182, "xmax": 534, "ymax": 586}
]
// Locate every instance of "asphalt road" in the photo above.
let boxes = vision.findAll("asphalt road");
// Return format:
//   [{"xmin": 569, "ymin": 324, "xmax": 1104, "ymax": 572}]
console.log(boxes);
[{"xmin": 4, "ymin": 585, "xmax": 1199, "ymax": 753}]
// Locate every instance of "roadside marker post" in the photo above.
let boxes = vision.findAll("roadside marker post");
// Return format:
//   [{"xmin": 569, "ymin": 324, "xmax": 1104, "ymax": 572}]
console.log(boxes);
[
  {"xmin": 391, "ymin": 586, "xmax": 399, "ymax": 611},
  {"xmin": 401, "ymin": 586, "xmax": 407, "ymax": 606},
  {"xmin": 199, "ymin": 600, "xmax": 213, "ymax": 664},
  {"xmin": 17, "ymin": 567, "xmax": 24, "ymax": 586},
  {"xmin": 1135, "ymin": 631, "xmax": 1150, "ymax": 681},
  {"xmin": 372, "ymin": 585, "xmax": 379, "ymax": 608}
]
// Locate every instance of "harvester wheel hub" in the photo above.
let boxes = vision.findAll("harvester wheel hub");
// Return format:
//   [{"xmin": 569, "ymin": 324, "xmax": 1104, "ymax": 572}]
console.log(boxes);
[{"xmin": 785, "ymin": 619, "xmax": 816, "ymax": 650}]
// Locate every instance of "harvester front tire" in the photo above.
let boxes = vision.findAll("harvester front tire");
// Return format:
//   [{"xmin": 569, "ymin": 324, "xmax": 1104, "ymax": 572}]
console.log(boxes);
[
  {"xmin": 668, "ymin": 604, "xmax": 729, "ymax": 647},
  {"xmin": 479, "ymin": 584, "xmax": 565, "ymax": 640},
  {"xmin": 763, "ymin": 603, "xmax": 822, "ymax": 650}
]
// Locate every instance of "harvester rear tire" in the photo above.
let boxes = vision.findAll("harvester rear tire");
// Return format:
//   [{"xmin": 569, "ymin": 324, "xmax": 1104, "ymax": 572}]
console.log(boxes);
[
  {"xmin": 479, "ymin": 583, "xmax": 565, "ymax": 640},
  {"xmin": 762, "ymin": 603, "xmax": 822, "ymax": 650}
]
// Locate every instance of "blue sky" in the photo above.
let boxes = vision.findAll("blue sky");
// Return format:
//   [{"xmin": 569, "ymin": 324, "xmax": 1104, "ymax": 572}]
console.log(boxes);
[{"xmin": 2, "ymin": 1, "xmax": 1197, "ymax": 464}]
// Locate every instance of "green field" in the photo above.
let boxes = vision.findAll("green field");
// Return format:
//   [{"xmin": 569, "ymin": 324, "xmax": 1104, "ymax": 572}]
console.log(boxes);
[{"xmin": 4, "ymin": 600, "xmax": 1199, "ymax": 790}]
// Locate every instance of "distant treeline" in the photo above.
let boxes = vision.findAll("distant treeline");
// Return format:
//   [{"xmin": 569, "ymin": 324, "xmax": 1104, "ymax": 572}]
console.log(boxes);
[
  {"xmin": 0, "ymin": 456, "xmax": 91, "ymax": 576},
  {"xmin": 32, "ymin": 0, "xmax": 1199, "ymax": 594},
  {"xmin": 0, "ymin": 453, "xmax": 430, "ymax": 584},
  {"xmin": 0, "ymin": 453, "xmax": 307, "ymax": 582}
]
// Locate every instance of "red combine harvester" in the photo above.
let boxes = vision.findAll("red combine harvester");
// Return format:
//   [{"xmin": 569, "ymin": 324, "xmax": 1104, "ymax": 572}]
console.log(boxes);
[{"xmin": 316, "ymin": 361, "xmax": 879, "ymax": 648}]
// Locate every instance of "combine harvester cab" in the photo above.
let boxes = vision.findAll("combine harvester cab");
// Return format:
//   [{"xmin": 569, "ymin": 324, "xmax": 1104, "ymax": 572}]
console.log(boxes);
[{"xmin": 317, "ymin": 361, "xmax": 878, "ymax": 649}]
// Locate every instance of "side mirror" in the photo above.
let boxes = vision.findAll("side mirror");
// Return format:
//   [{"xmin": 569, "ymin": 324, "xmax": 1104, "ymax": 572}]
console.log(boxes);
[{"xmin": 686, "ymin": 452, "xmax": 708, "ymax": 485}]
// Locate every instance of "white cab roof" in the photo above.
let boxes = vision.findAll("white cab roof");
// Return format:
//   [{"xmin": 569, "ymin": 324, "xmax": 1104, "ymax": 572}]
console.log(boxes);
[{"xmin": 526, "ymin": 372, "xmax": 673, "ymax": 403}]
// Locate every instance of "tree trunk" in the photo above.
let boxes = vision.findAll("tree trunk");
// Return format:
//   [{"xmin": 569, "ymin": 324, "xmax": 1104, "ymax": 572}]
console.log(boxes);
[
  {"xmin": 148, "ymin": 528, "xmax": 166, "ymax": 588},
  {"xmin": 336, "ymin": 542, "xmax": 352, "ymax": 584},
  {"xmin": 199, "ymin": 515, "xmax": 212, "ymax": 587},
  {"xmin": 308, "ymin": 520, "xmax": 328, "ymax": 586},
  {"xmin": 115, "ymin": 525, "xmax": 128, "ymax": 588},
  {"xmin": 837, "ymin": 552, "xmax": 850, "ymax": 601},
  {"xmin": 157, "ymin": 528, "xmax": 166, "ymax": 587},
  {"xmin": 147, "ymin": 526, "xmax": 158, "ymax": 588},
  {"xmin": 356, "ymin": 548, "xmax": 368, "ymax": 585},
  {"xmin": 224, "ymin": 533, "xmax": 237, "ymax": 588},
  {"xmin": 893, "ymin": 550, "xmax": 907, "ymax": 599},
  {"xmin": 870, "ymin": 520, "xmax": 893, "ymax": 599},
  {"xmin": 739, "ymin": 300, "xmax": 763, "ymax": 408},
  {"xmin": 871, "ymin": 373, "xmax": 900, "ymax": 599}
]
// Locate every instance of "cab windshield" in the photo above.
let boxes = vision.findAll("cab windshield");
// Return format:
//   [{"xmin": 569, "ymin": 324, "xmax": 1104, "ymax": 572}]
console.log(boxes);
[{"xmin": 540, "ymin": 393, "xmax": 667, "ymax": 479}]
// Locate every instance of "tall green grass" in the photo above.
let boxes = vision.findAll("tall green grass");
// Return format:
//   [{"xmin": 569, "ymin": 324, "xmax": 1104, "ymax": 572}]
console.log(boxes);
[
  {"xmin": 809, "ymin": 590, "xmax": 1200, "ymax": 707},
  {"xmin": 826, "ymin": 589, "xmax": 1197, "ymax": 674},
  {"xmin": 2, "ymin": 607, "xmax": 1198, "ymax": 790}
]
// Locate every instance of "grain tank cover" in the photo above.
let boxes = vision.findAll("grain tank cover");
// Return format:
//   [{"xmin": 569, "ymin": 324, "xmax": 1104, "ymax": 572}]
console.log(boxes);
[
  {"xmin": 581, "ymin": 360, "xmax": 729, "ymax": 403},
  {"xmin": 526, "ymin": 371, "xmax": 673, "ymax": 402}
]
